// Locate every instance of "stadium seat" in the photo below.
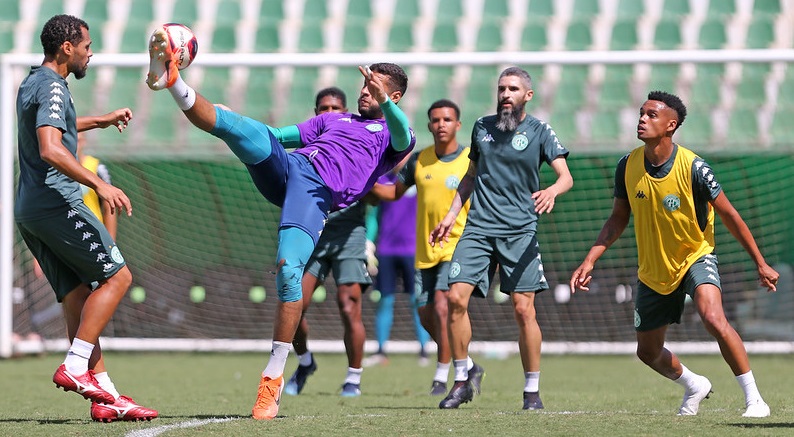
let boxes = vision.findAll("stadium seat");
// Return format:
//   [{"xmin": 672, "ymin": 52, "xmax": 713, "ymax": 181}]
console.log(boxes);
[
  {"xmin": 172, "ymin": 0, "xmax": 198, "ymax": 23},
  {"xmin": 255, "ymin": 21, "xmax": 281, "ymax": 53},
  {"xmin": 571, "ymin": 0, "xmax": 600, "ymax": 18},
  {"xmin": 122, "ymin": 19, "xmax": 152, "ymax": 53},
  {"xmin": 745, "ymin": 14, "xmax": 776, "ymax": 49},
  {"xmin": 610, "ymin": 19, "xmax": 638, "ymax": 50},
  {"xmin": 481, "ymin": 0, "xmax": 508, "ymax": 19},
  {"xmin": 416, "ymin": 66, "xmax": 455, "ymax": 117},
  {"xmin": 662, "ymin": 0, "xmax": 690, "ymax": 17},
  {"xmin": 241, "ymin": 67, "xmax": 276, "ymax": 123},
  {"xmin": 462, "ymin": 66, "xmax": 501, "ymax": 128},
  {"xmin": 521, "ymin": 19, "xmax": 548, "ymax": 51},
  {"xmin": 653, "ymin": 18, "xmax": 682, "ymax": 49},
  {"xmin": 646, "ymin": 64, "xmax": 680, "ymax": 93},
  {"xmin": 769, "ymin": 106, "xmax": 794, "ymax": 146},
  {"xmin": 678, "ymin": 110, "xmax": 712, "ymax": 146},
  {"xmin": 281, "ymin": 67, "xmax": 319, "ymax": 125},
  {"xmin": 526, "ymin": 0, "xmax": 554, "ymax": 20},
  {"xmin": 708, "ymin": 0, "xmax": 736, "ymax": 17},
  {"xmin": 734, "ymin": 64, "xmax": 769, "ymax": 108},
  {"xmin": 431, "ymin": 19, "xmax": 458, "ymax": 52},
  {"xmin": 599, "ymin": 65, "xmax": 634, "ymax": 110},
  {"xmin": 615, "ymin": 0, "xmax": 644, "ymax": 18},
  {"xmin": 753, "ymin": 0, "xmax": 781, "ymax": 14},
  {"xmin": 698, "ymin": 17, "xmax": 728, "ymax": 49},
  {"xmin": 589, "ymin": 110, "xmax": 622, "ymax": 145},
  {"xmin": 83, "ymin": 0, "xmax": 108, "ymax": 24},
  {"xmin": 548, "ymin": 109, "xmax": 578, "ymax": 145},
  {"xmin": 211, "ymin": 23, "xmax": 237, "ymax": 53},
  {"xmin": 689, "ymin": 64, "xmax": 724, "ymax": 109},
  {"xmin": 555, "ymin": 65, "xmax": 589, "ymax": 111},
  {"xmin": 565, "ymin": 18, "xmax": 593, "ymax": 50},
  {"xmin": 476, "ymin": 18, "xmax": 503, "ymax": 51},
  {"xmin": 299, "ymin": 22, "xmax": 324, "ymax": 52},
  {"xmin": 388, "ymin": 18, "xmax": 414, "ymax": 52},
  {"xmin": 146, "ymin": 91, "xmax": 179, "ymax": 144},
  {"xmin": 343, "ymin": 19, "xmax": 370, "ymax": 52},
  {"xmin": 215, "ymin": 0, "xmax": 241, "ymax": 24},
  {"xmin": 726, "ymin": 108, "xmax": 760, "ymax": 144}
]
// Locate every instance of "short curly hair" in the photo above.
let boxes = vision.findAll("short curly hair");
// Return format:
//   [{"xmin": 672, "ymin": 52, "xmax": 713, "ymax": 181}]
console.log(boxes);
[
  {"xmin": 647, "ymin": 90, "xmax": 687, "ymax": 129},
  {"xmin": 40, "ymin": 15, "xmax": 89, "ymax": 56},
  {"xmin": 369, "ymin": 63, "xmax": 408, "ymax": 96}
]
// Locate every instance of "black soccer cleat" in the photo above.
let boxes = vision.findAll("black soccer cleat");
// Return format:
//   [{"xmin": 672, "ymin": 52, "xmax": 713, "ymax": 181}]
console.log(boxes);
[
  {"xmin": 523, "ymin": 391, "xmax": 544, "ymax": 410},
  {"xmin": 467, "ymin": 362, "xmax": 485, "ymax": 395},
  {"xmin": 283, "ymin": 356, "xmax": 318, "ymax": 395},
  {"xmin": 439, "ymin": 381, "xmax": 474, "ymax": 409},
  {"xmin": 430, "ymin": 380, "xmax": 447, "ymax": 396}
]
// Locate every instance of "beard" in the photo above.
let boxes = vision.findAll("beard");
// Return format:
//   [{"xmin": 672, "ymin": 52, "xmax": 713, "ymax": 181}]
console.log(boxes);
[
  {"xmin": 73, "ymin": 63, "xmax": 88, "ymax": 80},
  {"xmin": 358, "ymin": 104, "xmax": 382, "ymax": 120},
  {"xmin": 495, "ymin": 102, "xmax": 525, "ymax": 132}
]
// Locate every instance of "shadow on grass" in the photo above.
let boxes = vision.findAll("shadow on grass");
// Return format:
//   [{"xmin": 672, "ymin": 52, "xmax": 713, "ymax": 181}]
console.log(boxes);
[
  {"xmin": 728, "ymin": 422, "xmax": 794, "ymax": 429},
  {"xmin": 0, "ymin": 414, "xmax": 247, "ymax": 425}
]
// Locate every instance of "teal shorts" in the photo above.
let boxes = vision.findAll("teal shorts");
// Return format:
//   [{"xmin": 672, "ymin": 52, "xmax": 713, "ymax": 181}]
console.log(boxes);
[
  {"xmin": 634, "ymin": 253, "xmax": 721, "ymax": 331},
  {"xmin": 17, "ymin": 203, "xmax": 125, "ymax": 302},
  {"xmin": 448, "ymin": 231, "xmax": 548, "ymax": 298},
  {"xmin": 305, "ymin": 226, "xmax": 371, "ymax": 286},
  {"xmin": 416, "ymin": 261, "xmax": 451, "ymax": 307}
]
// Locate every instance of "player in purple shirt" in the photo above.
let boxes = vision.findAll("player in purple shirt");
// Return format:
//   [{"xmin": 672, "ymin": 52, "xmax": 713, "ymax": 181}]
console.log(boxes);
[
  {"xmin": 363, "ymin": 171, "xmax": 430, "ymax": 367},
  {"xmin": 146, "ymin": 25, "xmax": 415, "ymax": 420}
]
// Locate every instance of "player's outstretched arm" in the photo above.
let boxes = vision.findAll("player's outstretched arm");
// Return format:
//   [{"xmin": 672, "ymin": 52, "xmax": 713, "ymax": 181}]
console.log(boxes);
[
  {"xmin": 429, "ymin": 161, "xmax": 476, "ymax": 248},
  {"xmin": 77, "ymin": 108, "xmax": 132, "ymax": 133},
  {"xmin": 37, "ymin": 126, "xmax": 132, "ymax": 216},
  {"xmin": 570, "ymin": 197, "xmax": 631, "ymax": 292},
  {"xmin": 532, "ymin": 157, "xmax": 573, "ymax": 215},
  {"xmin": 358, "ymin": 65, "xmax": 412, "ymax": 152},
  {"xmin": 711, "ymin": 192, "xmax": 779, "ymax": 291}
]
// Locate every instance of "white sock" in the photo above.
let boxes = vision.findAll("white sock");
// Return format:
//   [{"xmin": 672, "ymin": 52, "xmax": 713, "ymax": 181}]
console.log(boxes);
[
  {"xmin": 736, "ymin": 370, "xmax": 763, "ymax": 404},
  {"xmin": 453, "ymin": 359, "xmax": 468, "ymax": 382},
  {"xmin": 345, "ymin": 367, "xmax": 363, "ymax": 385},
  {"xmin": 466, "ymin": 356, "xmax": 474, "ymax": 372},
  {"xmin": 263, "ymin": 341, "xmax": 291, "ymax": 378},
  {"xmin": 434, "ymin": 361, "xmax": 451, "ymax": 383},
  {"xmin": 298, "ymin": 351, "xmax": 313, "ymax": 367},
  {"xmin": 64, "ymin": 338, "xmax": 94, "ymax": 375},
  {"xmin": 674, "ymin": 364, "xmax": 699, "ymax": 390},
  {"xmin": 524, "ymin": 371, "xmax": 540, "ymax": 392},
  {"xmin": 168, "ymin": 76, "xmax": 196, "ymax": 110},
  {"xmin": 94, "ymin": 372, "xmax": 120, "ymax": 400}
]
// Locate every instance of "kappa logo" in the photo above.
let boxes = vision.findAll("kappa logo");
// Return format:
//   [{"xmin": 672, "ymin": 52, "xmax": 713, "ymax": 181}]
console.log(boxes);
[
  {"xmin": 424, "ymin": 173, "xmax": 432, "ymax": 180},
  {"xmin": 49, "ymin": 103, "xmax": 61, "ymax": 112},
  {"xmin": 75, "ymin": 220, "xmax": 86, "ymax": 230},
  {"xmin": 50, "ymin": 95, "xmax": 63, "ymax": 104},
  {"xmin": 103, "ymin": 263, "xmax": 115, "ymax": 272},
  {"xmin": 49, "ymin": 113, "xmax": 61, "ymax": 120},
  {"xmin": 635, "ymin": 190, "xmax": 647, "ymax": 199},
  {"xmin": 89, "ymin": 242, "xmax": 101, "ymax": 252},
  {"xmin": 50, "ymin": 87, "xmax": 64, "ymax": 96},
  {"xmin": 338, "ymin": 117, "xmax": 352, "ymax": 123},
  {"xmin": 481, "ymin": 134, "xmax": 494, "ymax": 142},
  {"xmin": 67, "ymin": 209, "xmax": 78, "ymax": 218},
  {"xmin": 81, "ymin": 231, "xmax": 94, "ymax": 241},
  {"xmin": 96, "ymin": 253, "xmax": 107, "ymax": 262}
]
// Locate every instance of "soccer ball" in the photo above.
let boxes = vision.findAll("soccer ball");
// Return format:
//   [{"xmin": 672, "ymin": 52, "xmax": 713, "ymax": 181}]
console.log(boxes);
[{"xmin": 162, "ymin": 23, "xmax": 198, "ymax": 70}]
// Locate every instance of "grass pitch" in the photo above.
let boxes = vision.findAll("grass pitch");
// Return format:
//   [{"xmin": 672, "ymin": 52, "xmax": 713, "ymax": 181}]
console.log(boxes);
[{"xmin": 0, "ymin": 352, "xmax": 791, "ymax": 436}]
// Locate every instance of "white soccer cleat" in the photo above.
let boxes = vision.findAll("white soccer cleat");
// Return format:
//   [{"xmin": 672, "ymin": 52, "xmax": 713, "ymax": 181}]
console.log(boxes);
[
  {"xmin": 146, "ymin": 27, "xmax": 180, "ymax": 90},
  {"xmin": 742, "ymin": 399, "xmax": 770, "ymax": 418},
  {"xmin": 677, "ymin": 375, "xmax": 713, "ymax": 416}
]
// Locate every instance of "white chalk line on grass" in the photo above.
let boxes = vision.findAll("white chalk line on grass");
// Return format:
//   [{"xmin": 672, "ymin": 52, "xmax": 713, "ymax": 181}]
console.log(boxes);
[{"xmin": 125, "ymin": 417, "xmax": 239, "ymax": 437}]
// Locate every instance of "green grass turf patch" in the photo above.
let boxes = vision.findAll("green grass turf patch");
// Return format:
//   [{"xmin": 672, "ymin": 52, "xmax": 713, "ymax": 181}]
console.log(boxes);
[{"xmin": 0, "ymin": 352, "xmax": 791, "ymax": 436}]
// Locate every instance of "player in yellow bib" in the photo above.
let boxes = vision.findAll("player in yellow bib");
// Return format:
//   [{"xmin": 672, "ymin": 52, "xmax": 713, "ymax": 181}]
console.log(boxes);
[
  {"xmin": 372, "ymin": 99, "xmax": 470, "ymax": 395},
  {"xmin": 570, "ymin": 91, "xmax": 779, "ymax": 418},
  {"xmin": 78, "ymin": 132, "xmax": 117, "ymax": 239}
]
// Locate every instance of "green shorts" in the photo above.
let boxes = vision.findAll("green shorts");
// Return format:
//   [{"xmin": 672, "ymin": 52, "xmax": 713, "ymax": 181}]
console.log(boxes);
[
  {"xmin": 634, "ymin": 253, "xmax": 721, "ymax": 331},
  {"xmin": 416, "ymin": 261, "xmax": 451, "ymax": 307},
  {"xmin": 16, "ymin": 203, "xmax": 125, "ymax": 302},
  {"xmin": 305, "ymin": 225, "xmax": 371, "ymax": 286},
  {"xmin": 448, "ymin": 231, "xmax": 548, "ymax": 298}
]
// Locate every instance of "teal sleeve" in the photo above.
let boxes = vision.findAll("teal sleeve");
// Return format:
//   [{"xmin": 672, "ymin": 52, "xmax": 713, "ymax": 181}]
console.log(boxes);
[
  {"xmin": 380, "ymin": 99, "xmax": 412, "ymax": 152},
  {"xmin": 266, "ymin": 125, "xmax": 303, "ymax": 148},
  {"xmin": 365, "ymin": 204, "xmax": 380, "ymax": 243}
]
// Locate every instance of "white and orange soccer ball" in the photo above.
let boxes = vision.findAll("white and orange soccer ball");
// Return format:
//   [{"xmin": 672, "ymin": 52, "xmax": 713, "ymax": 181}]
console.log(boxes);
[{"xmin": 161, "ymin": 23, "xmax": 198, "ymax": 70}]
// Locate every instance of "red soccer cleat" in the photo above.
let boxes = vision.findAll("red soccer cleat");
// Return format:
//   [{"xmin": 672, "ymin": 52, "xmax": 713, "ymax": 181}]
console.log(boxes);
[
  {"xmin": 52, "ymin": 364, "xmax": 115, "ymax": 404},
  {"xmin": 91, "ymin": 395, "xmax": 159, "ymax": 422}
]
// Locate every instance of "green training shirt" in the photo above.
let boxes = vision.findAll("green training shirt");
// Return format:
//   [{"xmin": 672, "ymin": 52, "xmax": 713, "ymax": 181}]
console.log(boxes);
[
  {"xmin": 15, "ymin": 66, "xmax": 81, "ymax": 221},
  {"xmin": 465, "ymin": 114, "xmax": 569, "ymax": 236}
]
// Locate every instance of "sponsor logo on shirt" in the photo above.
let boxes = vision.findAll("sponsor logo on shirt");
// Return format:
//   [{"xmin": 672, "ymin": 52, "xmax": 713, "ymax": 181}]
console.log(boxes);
[
  {"xmin": 366, "ymin": 123, "xmax": 383, "ymax": 132},
  {"xmin": 110, "ymin": 246, "xmax": 124, "ymax": 264},
  {"xmin": 481, "ymin": 134, "xmax": 494, "ymax": 142},
  {"xmin": 635, "ymin": 190, "xmax": 647, "ymax": 199}
]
